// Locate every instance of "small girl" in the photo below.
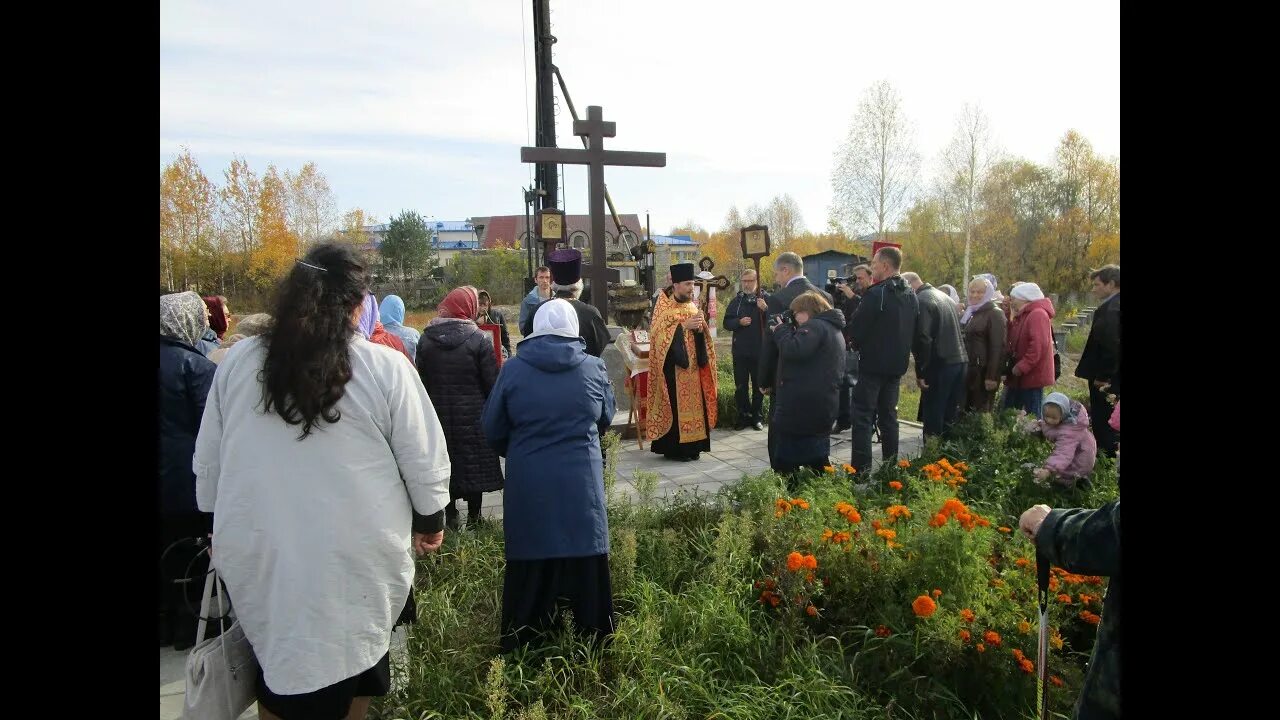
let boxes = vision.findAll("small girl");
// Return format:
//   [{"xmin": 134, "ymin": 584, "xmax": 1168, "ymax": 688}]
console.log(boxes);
[{"xmin": 1031, "ymin": 392, "xmax": 1097, "ymax": 488}]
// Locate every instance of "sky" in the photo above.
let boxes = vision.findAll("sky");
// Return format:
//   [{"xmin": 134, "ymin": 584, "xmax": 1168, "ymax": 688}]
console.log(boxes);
[{"xmin": 160, "ymin": 0, "xmax": 1119, "ymax": 235}]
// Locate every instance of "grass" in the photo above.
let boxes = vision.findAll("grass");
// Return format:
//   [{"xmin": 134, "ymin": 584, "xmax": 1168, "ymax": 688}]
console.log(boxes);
[{"xmin": 371, "ymin": 412, "xmax": 1118, "ymax": 720}]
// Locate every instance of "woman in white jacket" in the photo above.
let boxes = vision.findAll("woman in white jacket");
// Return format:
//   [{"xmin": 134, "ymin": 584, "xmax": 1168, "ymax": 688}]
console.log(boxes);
[{"xmin": 194, "ymin": 243, "xmax": 452, "ymax": 720}]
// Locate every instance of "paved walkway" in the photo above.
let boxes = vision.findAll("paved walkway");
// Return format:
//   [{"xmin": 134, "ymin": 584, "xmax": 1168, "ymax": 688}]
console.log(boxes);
[{"xmin": 160, "ymin": 421, "xmax": 922, "ymax": 717}]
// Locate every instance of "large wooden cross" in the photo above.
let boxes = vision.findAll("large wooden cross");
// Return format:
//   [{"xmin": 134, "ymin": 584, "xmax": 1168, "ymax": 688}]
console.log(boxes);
[
  {"xmin": 694, "ymin": 256, "xmax": 731, "ymax": 323},
  {"xmin": 520, "ymin": 105, "xmax": 666, "ymax": 318}
]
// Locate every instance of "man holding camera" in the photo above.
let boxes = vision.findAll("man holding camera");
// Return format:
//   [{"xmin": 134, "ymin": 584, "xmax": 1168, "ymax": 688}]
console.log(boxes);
[
  {"xmin": 831, "ymin": 264, "xmax": 873, "ymax": 433},
  {"xmin": 846, "ymin": 247, "xmax": 919, "ymax": 476},
  {"xmin": 722, "ymin": 269, "xmax": 769, "ymax": 431},
  {"xmin": 759, "ymin": 252, "xmax": 830, "ymax": 466}
]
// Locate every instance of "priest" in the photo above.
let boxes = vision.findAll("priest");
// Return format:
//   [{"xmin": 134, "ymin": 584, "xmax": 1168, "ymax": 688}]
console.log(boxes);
[{"xmin": 647, "ymin": 263, "xmax": 719, "ymax": 461}]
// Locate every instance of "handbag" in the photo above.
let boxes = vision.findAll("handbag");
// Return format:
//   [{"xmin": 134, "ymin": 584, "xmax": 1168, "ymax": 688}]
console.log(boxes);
[{"xmin": 183, "ymin": 565, "xmax": 258, "ymax": 720}]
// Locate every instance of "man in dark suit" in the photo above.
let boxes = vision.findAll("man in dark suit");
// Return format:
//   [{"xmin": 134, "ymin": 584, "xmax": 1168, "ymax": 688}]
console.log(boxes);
[
  {"xmin": 722, "ymin": 268, "xmax": 770, "ymax": 430},
  {"xmin": 1075, "ymin": 264, "xmax": 1120, "ymax": 457},
  {"xmin": 758, "ymin": 252, "xmax": 832, "ymax": 465}
]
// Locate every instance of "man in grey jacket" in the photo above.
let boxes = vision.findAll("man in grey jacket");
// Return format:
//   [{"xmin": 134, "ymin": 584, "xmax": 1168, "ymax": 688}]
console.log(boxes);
[{"xmin": 905, "ymin": 273, "xmax": 969, "ymax": 440}]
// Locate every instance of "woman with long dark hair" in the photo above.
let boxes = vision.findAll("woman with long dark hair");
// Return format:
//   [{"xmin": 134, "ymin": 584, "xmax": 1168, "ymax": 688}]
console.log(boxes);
[
  {"xmin": 415, "ymin": 286, "xmax": 504, "ymax": 529},
  {"xmin": 193, "ymin": 243, "xmax": 452, "ymax": 720}
]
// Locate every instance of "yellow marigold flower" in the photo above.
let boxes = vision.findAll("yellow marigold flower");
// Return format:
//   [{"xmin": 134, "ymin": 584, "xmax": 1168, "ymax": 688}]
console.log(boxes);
[
  {"xmin": 824, "ymin": 465, "xmax": 836, "ymax": 473},
  {"xmin": 1018, "ymin": 620, "xmax": 1031, "ymax": 634},
  {"xmin": 1050, "ymin": 630, "xmax": 1064, "ymax": 650},
  {"xmin": 820, "ymin": 528, "xmax": 834, "ymax": 542}
]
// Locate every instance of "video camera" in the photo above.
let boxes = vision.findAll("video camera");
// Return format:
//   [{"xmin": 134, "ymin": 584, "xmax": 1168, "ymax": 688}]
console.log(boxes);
[{"xmin": 824, "ymin": 276, "xmax": 851, "ymax": 296}]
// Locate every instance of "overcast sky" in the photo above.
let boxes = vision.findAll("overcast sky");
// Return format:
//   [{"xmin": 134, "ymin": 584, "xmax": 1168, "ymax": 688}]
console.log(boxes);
[{"xmin": 160, "ymin": 0, "xmax": 1119, "ymax": 235}]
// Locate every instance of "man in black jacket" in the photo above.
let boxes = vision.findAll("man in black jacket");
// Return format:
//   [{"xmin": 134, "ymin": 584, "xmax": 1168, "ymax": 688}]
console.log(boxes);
[
  {"xmin": 758, "ymin": 252, "xmax": 831, "ymax": 465},
  {"xmin": 1075, "ymin": 264, "xmax": 1120, "ymax": 457},
  {"xmin": 722, "ymin": 269, "xmax": 769, "ymax": 430},
  {"xmin": 845, "ymin": 247, "xmax": 919, "ymax": 475},
  {"xmin": 539, "ymin": 248, "xmax": 610, "ymax": 357},
  {"xmin": 906, "ymin": 272, "xmax": 969, "ymax": 440}
]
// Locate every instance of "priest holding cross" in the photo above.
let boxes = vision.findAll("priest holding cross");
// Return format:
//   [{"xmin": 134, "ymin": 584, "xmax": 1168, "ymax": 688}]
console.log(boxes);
[{"xmin": 647, "ymin": 263, "xmax": 719, "ymax": 462}]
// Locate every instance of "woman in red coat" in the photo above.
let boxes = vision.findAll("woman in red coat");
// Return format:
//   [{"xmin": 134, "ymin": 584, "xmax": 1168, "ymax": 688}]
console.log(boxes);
[{"xmin": 1001, "ymin": 282, "xmax": 1056, "ymax": 417}]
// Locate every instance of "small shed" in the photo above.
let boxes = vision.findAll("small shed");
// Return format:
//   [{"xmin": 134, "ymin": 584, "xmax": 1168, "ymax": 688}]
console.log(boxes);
[{"xmin": 801, "ymin": 250, "xmax": 867, "ymax": 289}]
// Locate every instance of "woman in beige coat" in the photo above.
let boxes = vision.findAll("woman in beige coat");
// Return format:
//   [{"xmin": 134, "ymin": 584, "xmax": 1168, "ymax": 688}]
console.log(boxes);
[{"xmin": 961, "ymin": 277, "xmax": 1007, "ymax": 412}]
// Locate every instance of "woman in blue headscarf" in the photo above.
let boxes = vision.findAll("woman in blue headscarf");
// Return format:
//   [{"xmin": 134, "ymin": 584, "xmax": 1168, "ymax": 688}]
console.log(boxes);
[{"xmin": 379, "ymin": 294, "xmax": 420, "ymax": 359}]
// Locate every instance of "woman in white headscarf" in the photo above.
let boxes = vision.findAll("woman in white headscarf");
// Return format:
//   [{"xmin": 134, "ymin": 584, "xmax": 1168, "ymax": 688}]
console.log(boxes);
[
  {"xmin": 1002, "ymin": 282, "xmax": 1057, "ymax": 417},
  {"xmin": 482, "ymin": 298, "xmax": 618, "ymax": 653},
  {"xmin": 158, "ymin": 291, "xmax": 219, "ymax": 649},
  {"xmin": 961, "ymin": 278, "xmax": 1006, "ymax": 412}
]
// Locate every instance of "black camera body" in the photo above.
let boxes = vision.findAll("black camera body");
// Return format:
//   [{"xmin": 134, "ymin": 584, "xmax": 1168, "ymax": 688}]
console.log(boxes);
[
  {"xmin": 771, "ymin": 309, "xmax": 797, "ymax": 329},
  {"xmin": 824, "ymin": 277, "xmax": 850, "ymax": 296}
]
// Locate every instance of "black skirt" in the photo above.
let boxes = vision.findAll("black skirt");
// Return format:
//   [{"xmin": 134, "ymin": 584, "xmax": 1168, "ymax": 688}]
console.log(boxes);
[
  {"xmin": 501, "ymin": 555, "xmax": 614, "ymax": 653},
  {"xmin": 256, "ymin": 652, "xmax": 390, "ymax": 720}
]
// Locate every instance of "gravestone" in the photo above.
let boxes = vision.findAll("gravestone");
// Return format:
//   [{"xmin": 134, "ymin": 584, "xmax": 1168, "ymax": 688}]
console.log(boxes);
[{"xmin": 602, "ymin": 343, "xmax": 631, "ymax": 412}]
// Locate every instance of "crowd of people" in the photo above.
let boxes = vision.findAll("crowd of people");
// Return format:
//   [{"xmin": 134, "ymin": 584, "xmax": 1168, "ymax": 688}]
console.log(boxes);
[{"xmin": 160, "ymin": 238, "xmax": 1119, "ymax": 720}]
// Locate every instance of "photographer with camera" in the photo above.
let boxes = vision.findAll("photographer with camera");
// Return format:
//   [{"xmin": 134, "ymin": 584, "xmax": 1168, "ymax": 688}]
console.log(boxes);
[
  {"xmin": 829, "ymin": 264, "xmax": 873, "ymax": 433},
  {"xmin": 768, "ymin": 291, "xmax": 846, "ymax": 485},
  {"xmin": 846, "ymin": 247, "xmax": 919, "ymax": 476},
  {"xmin": 722, "ymin": 269, "xmax": 769, "ymax": 430},
  {"xmin": 758, "ymin": 253, "xmax": 830, "ymax": 466}
]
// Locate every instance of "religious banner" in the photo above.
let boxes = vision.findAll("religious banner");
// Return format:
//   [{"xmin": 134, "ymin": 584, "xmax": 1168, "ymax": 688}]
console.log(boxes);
[
  {"xmin": 872, "ymin": 240, "xmax": 902, "ymax": 257},
  {"xmin": 479, "ymin": 324, "xmax": 504, "ymax": 368}
]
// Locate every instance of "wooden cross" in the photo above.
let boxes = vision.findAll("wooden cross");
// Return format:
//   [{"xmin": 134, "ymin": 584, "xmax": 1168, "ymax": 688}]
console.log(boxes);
[
  {"xmin": 694, "ymin": 256, "xmax": 731, "ymax": 323},
  {"xmin": 521, "ymin": 105, "xmax": 666, "ymax": 318}
]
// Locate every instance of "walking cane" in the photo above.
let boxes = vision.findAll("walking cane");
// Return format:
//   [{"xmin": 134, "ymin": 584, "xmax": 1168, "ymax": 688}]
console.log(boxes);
[{"xmin": 1035, "ymin": 549, "xmax": 1051, "ymax": 720}]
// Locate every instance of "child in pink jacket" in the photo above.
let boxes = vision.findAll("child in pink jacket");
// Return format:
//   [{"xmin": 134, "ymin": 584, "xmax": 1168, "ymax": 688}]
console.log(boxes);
[{"xmin": 1032, "ymin": 392, "xmax": 1098, "ymax": 488}]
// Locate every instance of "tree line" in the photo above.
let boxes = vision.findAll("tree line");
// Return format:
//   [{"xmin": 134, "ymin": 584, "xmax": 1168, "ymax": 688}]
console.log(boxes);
[{"xmin": 678, "ymin": 81, "xmax": 1119, "ymax": 295}]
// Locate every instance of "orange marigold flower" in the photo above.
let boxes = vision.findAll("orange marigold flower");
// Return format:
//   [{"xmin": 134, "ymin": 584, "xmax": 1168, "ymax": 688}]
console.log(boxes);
[
  {"xmin": 1018, "ymin": 620, "xmax": 1031, "ymax": 634},
  {"xmin": 929, "ymin": 513, "xmax": 948, "ymax": 528},
  {"xmin": 1080, "ymin": 611, "xmax": 1101, "ymax": 625},
  {"xmin": 1057, "ymin": 594, "xmax": 1072, "ymax": 604},
  {"xmin": 889, "ymin": 481, "xmax": 904, "ymax": 491},
  {"xmin": 931, "ymin": 588, "xmax": 942, "ymax": 599},
  {"xmin": 875, "ymin": 625, "xmax": 891, "ymax": 638},
  {"xmin": 875, "ymin": 528, "xmax": 897, "ymax": 540},
  {"xmin": 846, "ymin": 509, "xmax": 862, "ymax": 523},
  {"xmin": 843, "ymin": 464, "xmax": 857, "ymax": 474},
  {"xmin": 886, "ymin": 504, "xmax": 912, "ymax": 520},
  {"xmin": 998, "ymin": 526, "xmax": 1012, "ymax": 533},
  {"xmin": 983, "ymin": 630, "xmax": 1002, "ymax": 647},
  {"xmin": 832, "ymin": 531, "xmax": 852, "ymax": 544},
  {"xmin": 955, "ymin": 462, "xmax": 969, "ymax": 472},
  {"xmin": 959, "ymin": 629, "xmax": 971, "ymax": 643},
  {"xmin": 912, "ymin": 595, "xmax": 937, "ymax": 618},
  {"xmin": 790, "ymin": 497, "xmax": 810, "ymax": 510},
  {"xmin": 1018, "ymin": 658, "xmax": 1035, "ymax": 674},
  {"xmin": 871, "ymin": 519, "xmax": 882, "ymax": 530},
  {"xmin": 1079, "ymin": 593, "xmax": 1094, "ymax": 605},
  {"xmin": 1050, "ymin": 675, "xmax": 1065, "ymax": 687},
  {"xmin": 821, "ymin": 528, "xmax": 834, "ymax": 542},
  {"xmin": 802, "ymin": 554, "xmax": 818, "ymax": 570},
  {"xmin": 976, "ymin": 517, "xmax": 991, "ymax": 527},
  {"xmin": 824, "ymin": 465, "xmax": 836, "ymax": 473},
  {"xmin": 960, "ymin": 608, "xmax": 976, "ymax": 623},
  {"xmin": 1015, "ymin": 558, "xmax": 1030, "ymax": 568},
  {"xmin": 898, "ymin": 459, "xmax": 911, "ymax": 468},
  {"xmin": 806, "ymin": 605, "xmax": 818, "ymax": 617},
  {"xmin": 1012, "ymin": 649, "xmax": 1026, "ymax": 661},
  {"xmin": 1049, "ymin": 576, "xmax": 1060, "ymax": 592},
  {"xmin": 976, "ymin": 643, "xmax": 986, "ymax": 653},
  {"xmin": 887, "ymin": 540, "xmax": 903, "ymax": 549},
  {"xmin": 775, "ymin": 498, "xmax": 792, "ymax": 513},
  {"xmin": 786, "ymin": 552, "xmax": 804, "ymax": 572}
]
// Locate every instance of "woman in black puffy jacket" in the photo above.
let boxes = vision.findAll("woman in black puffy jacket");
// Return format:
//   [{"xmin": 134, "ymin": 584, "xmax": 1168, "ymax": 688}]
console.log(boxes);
[
  {"xmin": 416, "ymin": 286, "xmax": 505, "ymax": 529},
  {"xmin": 768, "ymin": 291, "xmax": 846, "ymax": 483}
]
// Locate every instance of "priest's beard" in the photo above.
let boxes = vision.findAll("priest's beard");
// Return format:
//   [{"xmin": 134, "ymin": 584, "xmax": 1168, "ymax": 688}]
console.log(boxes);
[{"xmin": 673, "ymin": 289, "xmax": 693, "ymax": 304}]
